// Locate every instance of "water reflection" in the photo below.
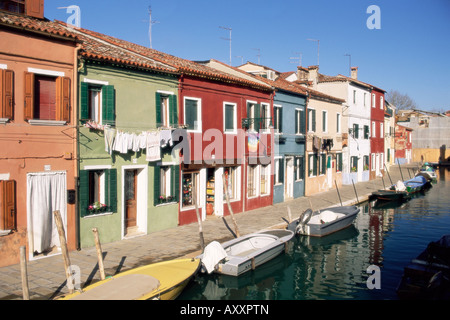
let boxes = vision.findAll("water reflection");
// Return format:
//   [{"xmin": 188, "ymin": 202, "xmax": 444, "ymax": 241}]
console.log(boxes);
[{"xmin": 179, "ymin": 167, "xmax": 450, "ymax": 300}]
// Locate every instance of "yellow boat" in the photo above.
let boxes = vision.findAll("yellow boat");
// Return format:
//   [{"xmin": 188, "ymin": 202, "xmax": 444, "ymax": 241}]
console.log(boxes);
[{"xmin": 58, "ymin": 258, "xmax": 200, "ymax": 300}]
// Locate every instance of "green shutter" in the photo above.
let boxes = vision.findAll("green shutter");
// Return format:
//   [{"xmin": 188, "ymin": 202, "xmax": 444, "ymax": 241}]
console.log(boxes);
[
  {"xmin": 169, "ymin": 95, "xmax": 178, "ymax": 127},
  {"xmin": 300, "ymin": 110, "xmax": 305, "ymax": 134},
  {"xmin": 172, "ymin": 165, "xmax": 179, "ymax": 202},
  {"xmin": 255, "ymin": 104, "xmax": 261, "ymax": 132},
  {"xmin": 300, "ymin": 156, "xmax": 305, "ymax": 180},
  {"xmin": 313, "ymin": 154, "xmax": 318, "ymax": 176},
  {"xmin": 295, "ymin": 110, "xmax": 299, "ymax": 134},
  {"xmin": 279, "ymin": 158, "xmax": 284, "ymax": 184},
  {"xmin": 79, "ymin": 170, "xmax": 89, "ymax": 217},
  {"xmin": 278, "ymin": 107, "xmax": 283, "ymax": 133},
  {"xmin": 322, "ymin": 111, "xmax": 326, "ymax": 132},
  {"xmin": 105, "ymin": 169, "xmax": 117, "ymax": 213},
  {"xmin": 102, "ymin": 85, "xmax": 115, "ymax": 126},
  {"xmin": 312, "ymin": 109, "xmax": 316, "ymax": 132},
  {"xmin": 155, "ymin": 92, "xmax": 161, "ymax": 127},
  {"xmin": 154, "ymin": 166, "xmax": 160, "ymax": 206},
  {"xmin": 80, "ymin": 82, "xmax": 89, "ymax": 120},
  {"xmin": 322, "ymin": 154, "xmax": 326, "ymax": 174}
]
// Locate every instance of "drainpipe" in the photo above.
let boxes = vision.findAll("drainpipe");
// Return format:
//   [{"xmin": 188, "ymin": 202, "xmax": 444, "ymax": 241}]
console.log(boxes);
[{"xmin": 74, "ymin": 43, "xmax": 82, "ymax": 250}]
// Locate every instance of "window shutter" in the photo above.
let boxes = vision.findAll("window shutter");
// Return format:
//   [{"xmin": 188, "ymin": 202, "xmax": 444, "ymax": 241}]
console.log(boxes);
[
  {"xmin": 1, "ymin": 70, "xmax": 14, "ymax": 119},
  {"xmin": 155, "ymin": 92, "xmax": 161, "ymax": 127},
  {"xmin": 79, "ymin": 170, "xmax": 89, "ymax": 217},
  {"xmin": 1, "ymin": 180, "xmax": 16, "ymax": 231},
  {"xmin": 80, "ymin": 82, "xmax": 89, "ymax": 120},
  {"xmin": 172, "ymin": 165, "xmax": 179, "ymax": 202},
  {"xmin": 26, "ymin": 0, "xmax": 44, "ymax": 19},
  {"xmin": 294, "ymin": 158, "xmax": 298, "ymax": 181},
  {"xmin": 295, "ymin": 110, "xmax": 299, "ymax": 134},
  {"xmin": 279, "ymin": 158, "xmax": 284, "ymax": 183},
  {"xmin": 278, "ymin": 107, "xmax": 283, "ymax": 133},
  {"xmin": 300, "ymin": 110, "xmax": 305, "ymax": 134},
  {"xmin": 56, "ymin": 77, "xmax": 70, "ymax": 122},
  {"xmin": 154, "ymin": 166, "xmax": 160, "ymax": 206},
  {"xmin": 169, "ymin": 94, "xmax": 178, "ymax": 127},
  {"xmin": 24, "ymin": 72, "xmax": 34, "ymax": 120},
  {"xmin": 312, "ymin": 109, "xmax": 316, "ymax": 132},
  {"xmin": 313, "ymin": 154, "xmax": 318, "ymax": 176},
  {"xmin": 102, "ymin": 85, "xmax": 115, "ymax": 126},
  {"xmin": 254, "ymin": 104, "xmax": 261, "ymax": 132},
  {"xmin": 105, "ymin": 169, "xmax": 117, "ymax": 213}
]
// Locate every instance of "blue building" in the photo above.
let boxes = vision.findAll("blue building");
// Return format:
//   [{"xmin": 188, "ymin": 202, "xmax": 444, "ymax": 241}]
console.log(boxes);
[{"xmin": 270, "ymin": 78, "xmax": 307, "ymax": 204}]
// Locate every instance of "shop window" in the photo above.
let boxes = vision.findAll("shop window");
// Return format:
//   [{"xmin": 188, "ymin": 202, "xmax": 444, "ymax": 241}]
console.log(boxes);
[
  {"xmin": 182, "ymin": 171, "xmax": 198, "ymax": 209},
  {"xmin": 247, "ymin": 165, "xmax": 257, "ymax": 198},
  {"xmin": 224, "ymin": 167, "xmax": 237, "ymax": 201},
  {"xmin": 260, "ymin": 164, "xmax": 270, "ymax": 195}
]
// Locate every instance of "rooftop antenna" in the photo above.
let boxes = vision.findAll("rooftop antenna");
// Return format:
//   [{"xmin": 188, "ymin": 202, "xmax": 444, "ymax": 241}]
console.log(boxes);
[
  {"xmin": 219, "ymin": 26, "xmax": 232, "ymax": 65},
  {"xmin": 290, "ymin": 52, "xmax": 302, "ymax": 67},
  {"xmin": 344, "ymin": 53, "xmax": 351, "ymax": 76},
  {"xmin": 253, "ymin": 48, "xmax": 261, "ymax": 65},
  {"xmin": 307, "ymin": 38, "xmax": 320, "ymax": 66},
  {"xmin": 147, "ymin": 6, "xmax": 159, "ymax": 49},
  {"xmin": 235, "ymin": 56, "xmax": 244, "ymax": 65}
]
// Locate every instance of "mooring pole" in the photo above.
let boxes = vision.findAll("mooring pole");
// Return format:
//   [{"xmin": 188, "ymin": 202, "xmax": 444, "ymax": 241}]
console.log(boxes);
[
  {"xmin": 335, "ymin": 180, "xmax": 343, "ymax": 206},
  {"xmin": 351, "ymin": 179, "xmax": 359, "ymax": 204},
  {"xmin": 19, "ymin": 246, "xmax": 30, "ymax": 300},
  {"xmin": 384, "ymin": 163, "xmax": 393, "ymax": 185},
  {"xmin": 398, "ymin": 162, "xmax": 404, "ymax": 181},
  {"xmin": 92, "ymin": 228, "xmax": 106, "ymax": 280}
]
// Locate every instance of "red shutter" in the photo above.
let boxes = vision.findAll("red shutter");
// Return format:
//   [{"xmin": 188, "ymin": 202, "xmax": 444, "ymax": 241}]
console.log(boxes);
[
  {"xmin": 56, "ymin": 77, "xmax": 70, "ymax": 122},
  {"xmin": 26, "ymin": 0, "xmax": 44, "ymax": 19},
  {"xmin": 3, "ymin": 70, "xmax": 14, "ymax": 119},
  {"xmin": 24, "ymin": 72, "xmax": 34, "ymax": 120},
  {"xmin": 0, "ymin": 180, "xmax": 16, "ymax": 231}
]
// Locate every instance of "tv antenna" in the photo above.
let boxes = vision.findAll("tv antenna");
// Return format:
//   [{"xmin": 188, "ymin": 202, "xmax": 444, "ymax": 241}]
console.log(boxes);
[
  {"xmin": 253, "ymin": 48, "xmax": 261, "ymax": 65},
  {"xmin": 146, "ymin": 6, "xmax": 159, "ymax": 49},
  {"xmin": 219, "ymin": 26, "xmax": 232, "ymax": 65},
  {"xmin": 307, "ymin": 38, "xmax": 320, "ymax": 66},
  {"xmin": 235, "ymin": 56, "xmax": 244, "ymax": 65},
  {"xmin": 290, "ymin": 52, "xmax": 302, "ymax": 67}
]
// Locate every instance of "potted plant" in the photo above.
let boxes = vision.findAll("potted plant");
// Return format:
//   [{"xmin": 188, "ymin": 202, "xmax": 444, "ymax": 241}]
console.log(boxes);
[{"xmin": 88, "ymin": 201, "xmax": 107, "ymax": 214}]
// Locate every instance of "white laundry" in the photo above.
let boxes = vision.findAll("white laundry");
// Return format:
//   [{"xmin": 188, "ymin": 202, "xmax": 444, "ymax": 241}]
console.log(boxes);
[
  {"xmin": 160, "ymin": 129, "xmax": 172, "ymax": 148},
  {"xmin": 146, "ymin": 131, "xmax": 160, "ymax": 162},
  {"xmin": 104, "ymin": 127, "xmax": 116, "ymax": 155}
]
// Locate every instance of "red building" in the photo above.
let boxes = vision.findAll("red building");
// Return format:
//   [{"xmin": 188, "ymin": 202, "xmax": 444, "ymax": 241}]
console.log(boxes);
[
  {"xmin": 395, "ymin": 124, "xmax": 413, "ymax": 164},
  {"xmin": 370, "ymin": 86, "xmax": 386, "ymax": 179},
  {"xmin": 175, "ymin": 63, "xmax": 275, "ymax": 225}
]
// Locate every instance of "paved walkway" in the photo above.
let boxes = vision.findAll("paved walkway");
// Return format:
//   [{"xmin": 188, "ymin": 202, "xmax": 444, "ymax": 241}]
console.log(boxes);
[{"xmin": 0, "ymin": 164, "xmax": 417, "ymax": 300}]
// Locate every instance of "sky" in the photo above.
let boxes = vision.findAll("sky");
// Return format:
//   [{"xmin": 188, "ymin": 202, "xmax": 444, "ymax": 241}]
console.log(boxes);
[{"xmin": 44, "ymin": 0, "xmax": 450, "ymax": 112}]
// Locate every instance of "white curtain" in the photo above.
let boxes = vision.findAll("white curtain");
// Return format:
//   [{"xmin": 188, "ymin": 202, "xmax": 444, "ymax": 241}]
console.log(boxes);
[{"xmin": 27, "ymin": 171, "xmax": 67, "ymax": 255}]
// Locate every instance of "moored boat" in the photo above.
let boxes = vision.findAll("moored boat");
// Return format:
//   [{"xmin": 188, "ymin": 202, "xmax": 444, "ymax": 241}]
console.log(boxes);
[
  {"xmin": 58, "ymin": 258, "xmax": 201, "ymax": 300},
  {"xmin": 198, "ymin": 229, "xmax": 294, "ymax": 277},
  {"xmin": 370, "ymin": 189, "xmax": 410, "ymax": 202},
  {"xmin": 417, "ymin": 162, "xmax": 437, "ymax": 182},
  {"xmin": 287, "ymin": 205, "xmax": 360, "ymax": 237},
  {"xmin": 403, "ymin": 175, "xmax": 431, "ymax": 194},
  {"xmin": 397, "ymin": 235, "xmax": 450, "ymax": 300}
]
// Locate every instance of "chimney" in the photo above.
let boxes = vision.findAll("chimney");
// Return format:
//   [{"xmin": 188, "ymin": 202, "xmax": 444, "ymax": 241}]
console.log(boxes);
[
  {"xmin": 297, "ymin": 66, "xmax": 309, "ymax": 81},
  {"xmin": 351, "ymin": 67, "xmax": 358, "ymax": 80},
  {"xmin": 308, "ymin": 65, "xmax": 319, "ymax": 86}
]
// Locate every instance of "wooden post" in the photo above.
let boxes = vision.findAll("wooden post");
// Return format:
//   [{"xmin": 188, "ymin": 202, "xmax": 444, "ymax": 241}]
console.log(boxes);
[
  {"xmin": 193, "ymin": 187, "xmax": 205, "ymax": 250},
  {"xmin": 19, "ymin": 246, "xmax": 29, "ymax": 300},
  {"xmin": 335, "ymin": 180, "xmax": 343, "ymax": 206},
  {"xmin": 53, "ymin": 210, "xmax": 74, "ymax": 294},
  {"xmin": 287, "ymin": 206, "xmax": 292, "ymax": 224},
  {"xmin": 92, "ymin": 228, "xmax": 106, "ymax": 281},
  {"xmin": 223, "ymin": 174, "xmax": 240, "ymax": 238},
  {"xmin": 384, "ymin": 163, "xmax": 393, "ymax": 185},
  {"xmin": 351, "ymin": 180, "xmax": 359, "ymax": 204},
  {"xmin": 398, "ymin": 162, "xmax": 404, "ymax": 181}
]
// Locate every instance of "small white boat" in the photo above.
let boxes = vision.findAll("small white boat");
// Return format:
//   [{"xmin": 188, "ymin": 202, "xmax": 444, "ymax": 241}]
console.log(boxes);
[
  {"xmin": 288, "ymin": 206, "xmax": 360, "ymax": 237},
  {"xmin": 198, "ymin": 229, "xmax": 294, "ymax": 277},
  {"xmin": 417, "ymin": 163, "xmax": 437, "ymax": 181}
]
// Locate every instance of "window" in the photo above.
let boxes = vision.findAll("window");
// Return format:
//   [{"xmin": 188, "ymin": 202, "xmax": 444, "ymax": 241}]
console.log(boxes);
[
  {"xmin": 224, "ymin": 167, "xmax": 238, "ymax": 200},
  {"xmin": 353, "ymin": 90, "xmax": 356, "ymax": 104},
  {"xmin": 351, "ymin": 156, "xmax": 358, "ymax": 172},
  {"xmin": 0, "ymin": 0, "xmax": 25, "ymax": 14},
  {"xmin": 364, "ymin": 93, "xmax": 367, "ymax": 106},
  {"xmin": 184, "ymin": 97, "xmax": 201, "ymax": 131},
  {"xmin": 260, "ymin": 164, "xmax": 270, "ymax": 195},
  {"xmin": 0, "ymin": 180, "xmax": 16, "ymax": 233},
  {"xmin": 274, "ymin": 158, "xmax": 284, "ymax": 185},
  {"xmin": 336, "ymin": 113, "xmax": 341, "ymax": 134},
  {"xmin": 308, "ymin": 154, "xmax": 318, "ymax": 177},
  {"xmin": 295, "ymin": 109, "xmax": 305, "ymax": 134},
  {"xmin": 380, "ymin": 96, "xmax": 384, "ymax": 109},
  {"xmin": 25, "ymin": 73, "xmax": 71, "ymax": 123},
  {"xmin": 79, "ymin": 169, "xmax": 117, "ymax": 217},
  {"xmin": 322, "ymin": 110, "xmax": 327, "ymax": 133},
  {"xmin": 156, "ymin": 92, "xmax": 177, "ymax": 128},
  {"xmin": 181, "ymin": 171, "xmax": 198, "ymax": 209},
  {"xmin": 352, "ymin": 123, "xmax": 359, "ymax": 139},
  {"xmin": 364, "ymin": 155, "xmax": 370, "ymax": 171},
  {"xmin": 364, "ymin": 125, "xmax": 369, "ymax": 139},
  {"xmin": 247, "ymin": 101, "xmax": 259, "ymax": 132},
  {"xmin": 372, "ymin": 121, "xmax": 376, "ymax": 138},
  {"xmin": 319, "ymin": 153, "xmax": 326, "ymax": 175},
  {"xmin": 247, "ymin": 165, "xmax": 257, "ymax": 197},
  {"xmin": 307, "ymin": 108, "xmax": 316, "ymax": 132},
  {"xmin": 380, "ymin": 123, "xmax": 384, "ymax": 138},
  {"xmin": 155, "ymin": 165, "xmax": 179, "ymax": 204},
  {"xmin": 336, "ymin": 153, "xmax": 343, "ymax": 172},
  {"xmin": 273, "ymin": 105, "xmax": 282, "ymax": 133},
  {"xmin": 260, "ymin": 103, "xmax": 271, "ymax": 132},
  {"xmin": 224, "ymin": 103, "xmax": 237, "ymax": 133},
  {"xmin": 0, "ymin": 69, "xmax": 14, "ymax": 120},
  {"xmin": 372, "ymin": 93, "xmax": 376, "ymax": 108},
  {"xmin": 294, "ymin": 156, "xmax": 304, "ymax": 180},
  {"xmin": 80, "ymin": 82, "xmax": 115, "ymax": 126}
]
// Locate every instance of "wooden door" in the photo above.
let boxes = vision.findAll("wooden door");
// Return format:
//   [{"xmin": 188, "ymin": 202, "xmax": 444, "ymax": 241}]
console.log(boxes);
[{"xmin": 125, "ymin": 170, "xmax": 137, "ymax": 228}]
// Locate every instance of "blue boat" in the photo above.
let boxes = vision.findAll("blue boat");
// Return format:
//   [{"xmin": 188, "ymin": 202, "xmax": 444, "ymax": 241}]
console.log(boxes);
[{"xmin": 403, "ymin": 175, "xmax": 431, "ymax": 194}]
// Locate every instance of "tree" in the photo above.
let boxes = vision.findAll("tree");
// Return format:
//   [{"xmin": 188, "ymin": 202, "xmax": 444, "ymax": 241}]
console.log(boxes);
[{"xmin": 386, "ymin": 90, "xmax": 418, "ymax": 112}]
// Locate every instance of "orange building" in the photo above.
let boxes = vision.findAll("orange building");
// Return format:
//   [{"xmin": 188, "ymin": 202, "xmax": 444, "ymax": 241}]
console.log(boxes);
[{"xmin": 0, "ymin": 6, "xmax": 79, "ymax": 266}]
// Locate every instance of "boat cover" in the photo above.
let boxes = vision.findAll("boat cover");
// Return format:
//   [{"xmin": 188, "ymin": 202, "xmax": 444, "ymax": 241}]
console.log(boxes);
[{"xmin": 201, "ymin": 241, "xmax": 228, "ymax": 274}]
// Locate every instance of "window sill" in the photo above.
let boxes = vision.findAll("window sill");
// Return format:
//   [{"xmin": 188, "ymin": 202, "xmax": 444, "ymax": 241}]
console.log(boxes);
[
  {"xmin": 28, "ymin": 120, "xmax": 67, "ymax": 126},
  {"xmin": 83, "ymin": 212, "xmax": 114, "ymax": 218},
  {"xmin": 156, "ymin": 201, "xmax": 177, "ymax": 207}
]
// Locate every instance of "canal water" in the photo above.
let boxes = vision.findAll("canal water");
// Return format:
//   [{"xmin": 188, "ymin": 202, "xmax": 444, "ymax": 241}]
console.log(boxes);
[{"xmin": 179, "ymin": 167, "xmax": 450, "ymax": 300}]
